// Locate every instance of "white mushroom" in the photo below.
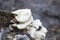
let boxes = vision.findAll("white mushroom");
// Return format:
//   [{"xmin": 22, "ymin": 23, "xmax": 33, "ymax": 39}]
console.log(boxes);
[
  {"xmin": 33, "ymin": 19, "xmax": 47, "ymax": 33},
  {"xmin": 12, "ymin": 16, "xmax": 33, "ymax": 29},
  {"xmin": 32, "ymin": 19, "xmax": 42, "ymax": 29},
  {"xmin": 27, "ymin": 19, "xmax": 48, "ymax": 40},
  {"xmin": 12, "ymin": 9, "xmax": 32, "ymax": 22},
  {"xmin": 11, "ymin": 9, "xmax": 48, "ymax": 40}
]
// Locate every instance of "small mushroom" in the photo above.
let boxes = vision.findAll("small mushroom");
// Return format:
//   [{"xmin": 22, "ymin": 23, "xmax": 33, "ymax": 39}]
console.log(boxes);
[
  {"xmin": 32, "ymin": 19, "xmax": 42, "ymax": 29},
  {"xmin": 12, "ymin": 16, "xmax": 33, "ymax": 29},
  {"xmin": 27, "ymin": 19, "xmax": 48, "ymax": 40},
  {"xmin": 12, "ymin": 9, "xmax": 32, "ymax": 23}
]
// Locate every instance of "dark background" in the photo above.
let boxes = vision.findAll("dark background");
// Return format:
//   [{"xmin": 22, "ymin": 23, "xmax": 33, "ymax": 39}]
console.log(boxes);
[{"xmin": 0, "ymin": 0, "xmax": 60, "ymax": 40}]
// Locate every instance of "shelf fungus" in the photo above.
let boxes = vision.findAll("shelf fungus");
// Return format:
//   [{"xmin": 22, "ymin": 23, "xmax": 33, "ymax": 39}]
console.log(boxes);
[
  {"xmin": 12, "ymin": 9, "xmax": 32, "ymax": 23},
  {"xmin": 11, "ymin": 9, "xmax": 48, "ymax": 40},
  {"xmin": 11, "ymin": 9, "xmax": 33, "ymax": 29},
  {"xmin": 27, "ymin": 19, "xmax": 48, "ymax": 40},
  {"xmin": 0, "ymin": 9, "xmax": 48, "ymax": 40}
]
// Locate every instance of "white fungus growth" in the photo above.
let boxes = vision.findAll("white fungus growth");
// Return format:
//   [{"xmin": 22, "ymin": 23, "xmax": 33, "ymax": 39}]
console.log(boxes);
[
  {"xmin": 27, "ymin": 19, "xmax": 48, "ymax": 40},
  {"xmin": 12, "ymin": 9, "xmax": 32, "ymax": 22},
  {"xmin": 11, "ymin": 9, "xmax": 48, "ymax": 40},
  {"xmin": 12, "ymin": 16, "xmax": 33, "ymax": 29}
]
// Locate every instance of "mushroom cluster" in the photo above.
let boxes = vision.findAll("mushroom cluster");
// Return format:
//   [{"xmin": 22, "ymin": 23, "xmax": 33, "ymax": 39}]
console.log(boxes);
[
  {"xmin": 11, "ymin": 9, "xmax": 33, "ymax": 29},
  {"xmin": 10, "ymin": 9, "xmax": 48, "ymax": 40}
]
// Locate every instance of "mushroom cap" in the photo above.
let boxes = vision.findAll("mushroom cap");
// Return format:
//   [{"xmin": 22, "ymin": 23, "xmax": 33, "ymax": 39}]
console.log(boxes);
[
  {"xmin": 12, "ymin": 16, "xmax": 33, "ymax": 29},
  {"xmin": 33, "ymin": 19, "xmax": 48, "ymax": 33},
  {"xmin": 27, "ymin": 19, "xmax": 48, "ymax": 39},
  {"xmin": 12, "ymin": 9, "xmax": 32, "ymax": 22},
  {"xmin": 32, "ymin": 19, "xmax": 42, "ymax": 29}
]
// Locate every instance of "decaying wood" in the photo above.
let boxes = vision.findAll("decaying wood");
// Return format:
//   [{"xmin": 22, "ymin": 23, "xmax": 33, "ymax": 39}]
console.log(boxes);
[{"xmin": 0, "ymin": 11, "xmax": 15, "ymax": 30}]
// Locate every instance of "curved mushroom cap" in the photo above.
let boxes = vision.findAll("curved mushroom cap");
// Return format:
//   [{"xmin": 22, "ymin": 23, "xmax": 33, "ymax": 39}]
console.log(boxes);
[
  {"xmin": 12, "ymin": 16, "xmax": 33, "ymax": 29},
  {"xmin": 27, "ymin": 19, "xmax": 48, "ymax": 39},
  {"xmin": 33, "ymin": 19, "xmax": 48, "ymax": 33},
  {"xmin": 32, "ymin": 19, "xmax": 42, "ymax": 29},
  {"xmin": 12, "ymin": 9, "xmax": 32, "ymax": 23}
]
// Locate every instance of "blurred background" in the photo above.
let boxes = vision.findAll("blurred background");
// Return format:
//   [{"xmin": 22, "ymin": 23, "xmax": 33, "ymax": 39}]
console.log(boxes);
[{"xmin": 0, "ymin": 0, "xmax": 60, "ymax": 40}]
